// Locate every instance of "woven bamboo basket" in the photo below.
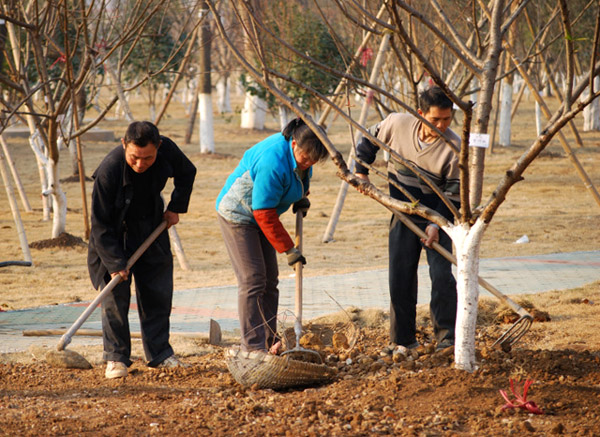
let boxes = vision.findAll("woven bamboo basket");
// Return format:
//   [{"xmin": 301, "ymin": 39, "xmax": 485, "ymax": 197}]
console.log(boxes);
[{"xmin": 226, "ymin": 347, "xmax": 338, "ymax": 389}]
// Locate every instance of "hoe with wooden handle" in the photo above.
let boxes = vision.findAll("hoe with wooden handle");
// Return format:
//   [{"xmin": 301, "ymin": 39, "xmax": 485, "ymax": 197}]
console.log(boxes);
[
  {"xmin": 47, "ymin": 222, "xmax": 168, "ymax": 368},
  {"xmin": 281, "ymin": 210, "xmax": 323, "ymax": 363}
]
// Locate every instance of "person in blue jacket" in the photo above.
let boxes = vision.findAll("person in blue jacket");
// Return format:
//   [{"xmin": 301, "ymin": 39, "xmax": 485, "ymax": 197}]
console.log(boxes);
[{"xmin": 216, "ymin": 118, "xmax": 328, "ymax": 353}]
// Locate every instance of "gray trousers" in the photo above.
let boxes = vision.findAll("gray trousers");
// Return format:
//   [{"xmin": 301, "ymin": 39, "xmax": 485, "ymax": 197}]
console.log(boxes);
[{"xmin": 218, "ymin": 214, "xmax": 280, "ymax": 352}]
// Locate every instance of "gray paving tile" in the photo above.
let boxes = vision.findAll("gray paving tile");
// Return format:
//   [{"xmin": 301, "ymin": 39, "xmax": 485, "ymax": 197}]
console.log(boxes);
[{"xmin": 1, "ymin": 251, "xmax": 599, "ymax": 353}]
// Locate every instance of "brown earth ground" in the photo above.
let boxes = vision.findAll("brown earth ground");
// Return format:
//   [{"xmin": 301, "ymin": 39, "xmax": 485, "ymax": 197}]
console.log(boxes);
[{"xmin": 1, "ymin": 93, "xmax": 600, "ymax": 436}]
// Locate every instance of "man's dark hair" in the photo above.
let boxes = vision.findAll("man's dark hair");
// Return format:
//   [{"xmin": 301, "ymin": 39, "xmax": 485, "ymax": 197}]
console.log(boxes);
[
  {"xmin": 123, "ymin": 121, "xmax": 161, "ymax": 147},
  {"xmin": 419, "ymin": 87, "xmax": 453, "ymax": 113},
  {"xmin": 282, "ymin": 118, "xmax": 329, "ymax": 163}
]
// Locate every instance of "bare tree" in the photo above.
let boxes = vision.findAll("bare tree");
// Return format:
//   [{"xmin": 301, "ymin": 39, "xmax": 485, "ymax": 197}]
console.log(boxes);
[
  {"xmin": 207, "ymin": 0, "xmax": 600, "ymax": 372},
  {"xmin": 0, "ymin": 0, "xmax": 193, "ymax": 238}
]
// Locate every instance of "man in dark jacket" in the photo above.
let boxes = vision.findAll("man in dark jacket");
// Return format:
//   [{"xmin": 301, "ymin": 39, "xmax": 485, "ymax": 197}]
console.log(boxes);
[{"xmin": 88, "ymin": 121, "xmax": 196, "ymax": 379}]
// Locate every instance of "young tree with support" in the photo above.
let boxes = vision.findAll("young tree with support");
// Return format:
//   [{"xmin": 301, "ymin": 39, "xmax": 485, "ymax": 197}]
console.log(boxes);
[{"xmin": 207, "ymin": 0, "xmax": 600, "ymax": 372}]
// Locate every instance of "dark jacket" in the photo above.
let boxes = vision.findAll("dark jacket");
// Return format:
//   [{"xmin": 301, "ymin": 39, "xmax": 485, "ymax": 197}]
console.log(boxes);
[{"xmin": 87, "ymin": 136, "xmax": 196, "ymax": 288}]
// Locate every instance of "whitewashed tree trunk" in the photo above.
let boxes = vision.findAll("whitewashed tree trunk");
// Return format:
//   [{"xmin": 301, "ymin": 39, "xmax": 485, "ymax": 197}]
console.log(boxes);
[
  {"xmin": 199, "ymin": 93, "xmax": 215, "ymax": 153},
  {"xmin": 535, "ymin": 101, "xmax": 543, "ymax": 136},
  {"xmin": 278, "ymin": 105, "xmax": 290, "ymax": 130},
  {"xmin": 48, "ymin": 158, "xmax": 67, "ymax": 238},
  {"xmin": 498, "ymin": 81, "xmax": 512, "ymax": 147},
  {"xmin": 541, "ymin": 71, "xmax": 552, "ymax": 97},
  {"xmin": 198, "ymin": 1, "xmax": 214, "ymax": 153},
  {"xmin": 216, "ymin": 75, "xmax": 232, "ymax": 113},
  {"xmin": 26, "ymin": 126, "xmax": 51, "ymax": 221},
  {"xmin": 583, "ymin": 76, "xmax": 600, "ymax": 131},
  {"xmin": 240, "ymin": 92, "xmax": 266, "ymax": 129},
  {"xmin": 105, "ymin": 59, "xmax": 134, "ymax": 122},
  {"xmin": 59, "ymin": 105, "xmax": 79, "ymax": 175},
  {"xmin": 149, "ymin": 104, "xmax": 156, "ymax": 123},
  {"xmin": 449, "ymin": 220, "xmax": 487, "ymax": 372},
  {"xmin": 235, "ymin": 75, "xmax": 245, "ymax": 96},
  {"xmin": 6, "ymin": 22, "xmax": 50, "ymax": 220},
  {"xmin": 185, "ymin": 79, "xmax": 198, "ymax": 116}
]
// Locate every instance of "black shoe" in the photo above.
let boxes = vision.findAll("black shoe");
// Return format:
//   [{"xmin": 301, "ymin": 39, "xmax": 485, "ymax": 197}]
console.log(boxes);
[
  {"xmin": 405, "ymin": 341, "xmax": 420, "ymax": 350},
  {"xmin": 436, "ymin": 339, "xmax": 454, "ymax": 351}
]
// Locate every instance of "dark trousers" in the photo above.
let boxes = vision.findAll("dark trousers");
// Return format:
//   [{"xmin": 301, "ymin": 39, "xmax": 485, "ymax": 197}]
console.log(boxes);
[
  {"xmin": 388, "ymin": 215, "xmax": 457, "ymax": 345},
  {"xmin": 101, "ymin": 229, "xmax": 174, "ymax": 367},
  {"xmin": 218, "ymin": 214, "xmax": 279, "ymax": 352}
]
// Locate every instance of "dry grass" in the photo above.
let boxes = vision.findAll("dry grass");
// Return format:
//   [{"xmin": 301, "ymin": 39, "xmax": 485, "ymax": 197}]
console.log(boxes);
[{"xmin": 0, "ymin": 92, "xmax": 599, "ymax": 312}]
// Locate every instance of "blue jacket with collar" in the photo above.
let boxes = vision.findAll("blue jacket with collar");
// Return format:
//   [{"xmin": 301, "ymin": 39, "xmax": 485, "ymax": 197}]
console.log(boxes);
[{"xmin": 216, "ymin": 133, "xmax": 310, "ymax": 224}]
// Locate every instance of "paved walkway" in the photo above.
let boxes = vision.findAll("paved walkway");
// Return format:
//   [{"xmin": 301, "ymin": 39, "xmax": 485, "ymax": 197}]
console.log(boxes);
[{"xmin": 1, "ymin": 251, "xmax": 599, "ymax": 353}]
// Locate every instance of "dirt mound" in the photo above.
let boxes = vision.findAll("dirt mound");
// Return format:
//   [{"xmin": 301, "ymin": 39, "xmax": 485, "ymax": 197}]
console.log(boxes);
[
  {"xmin": 1, "ymin": 325, "xmax": 599, "ymax": 436},
  {"xmin": 60, "ymin": 174, "xmax": 93, "ymax": 183},
  {"xmin": 29, "ymin": 232, "xmax": 88, "ymax": 250}
]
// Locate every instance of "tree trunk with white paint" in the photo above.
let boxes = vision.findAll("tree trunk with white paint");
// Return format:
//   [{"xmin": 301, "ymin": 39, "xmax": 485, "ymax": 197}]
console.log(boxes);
[
  {"xmin": 47, "ymin": 158, "xmax": 68, "ymax": 238},
  {"xmin": 498, "ymin": 81, "xmax": 513, "ymax": 147},
  {"xmin": 105, "ymin": 59, "xmax": 134, "ymax": 122},
  {"xmin": 583, "ymin": 76, "xmax": 600, "ymax": 131},
  {"xmin": 198, "ymin": 1, "xmax": 215, "ymax": 154},
  {"xmin": 278, "ymin": 105, "xmax": 290, "ymax": 130},
  {"xmin": 240, "ymin": 92, "xmax": 267, "ymax": 130},
  {"xmin": 199, "ymin": 93, "xmax": 215, "ymax": 153},
  {"xmin": 26, "ymin": 126, "xmax": 51, "ymax": 221},
  {"xmin": 216, "ymin": 75, "xmax": 232, "ymax": 113},
  {"xmin": 449, "ymin": 220, "xmax": 487, "ymax": 372},
  {"xmin": 535, "ymin": 101, "xmax": 543, "ymax": 136}
]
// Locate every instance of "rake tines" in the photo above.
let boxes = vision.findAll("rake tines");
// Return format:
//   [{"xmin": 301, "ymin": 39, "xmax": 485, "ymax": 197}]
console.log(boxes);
[{"xmin": 493, "ymin": 313, "xmax": 533, "ymax": 348}]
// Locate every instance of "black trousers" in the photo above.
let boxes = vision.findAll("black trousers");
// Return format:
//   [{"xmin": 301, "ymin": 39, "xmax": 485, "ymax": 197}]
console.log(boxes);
[
  {"xmin": 101, "ymin": 223, "xmax": 174, "ymax": 367},
  {"xmin": 388, "ymin": 215, "xmax": 457, "ymax": 345}
]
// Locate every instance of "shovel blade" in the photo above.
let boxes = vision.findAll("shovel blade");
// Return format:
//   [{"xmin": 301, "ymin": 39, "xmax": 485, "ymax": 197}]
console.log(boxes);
[{"xmin": 209, "ymin": 319, "xmax": 222, "ymax": 345}]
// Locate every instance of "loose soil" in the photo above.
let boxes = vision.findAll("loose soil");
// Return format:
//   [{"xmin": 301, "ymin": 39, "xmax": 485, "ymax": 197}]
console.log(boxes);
[{"xmin": 1, "ymin": 94, "xmax": 600, "ymax": 436}]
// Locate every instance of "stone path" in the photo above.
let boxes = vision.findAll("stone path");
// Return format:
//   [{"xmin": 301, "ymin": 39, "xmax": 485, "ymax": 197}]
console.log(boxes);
[{"xmin": 1, "ymin": 251, "xmax": 599, "ymax": 353}]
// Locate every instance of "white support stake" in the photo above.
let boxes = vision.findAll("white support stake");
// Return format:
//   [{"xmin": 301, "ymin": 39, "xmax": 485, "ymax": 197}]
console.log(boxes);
[
  {"xmin": 322, "ymin": 31, "xmax": 391, "ymax": 243},
  {"xmin": 0, "ymin": 135, "xmax": 32, "ymax": 212},
  {"xmin": 0, "ymin": 141, "xmax": 32, "ymax": 265}
]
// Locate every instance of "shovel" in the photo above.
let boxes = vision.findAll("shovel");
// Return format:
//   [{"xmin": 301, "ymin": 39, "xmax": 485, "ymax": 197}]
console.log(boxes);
[
  {"xmin": 49, "ymin": 221, "xmax": 168, "ymax": 368},
  {"xmin": 281, "ymin": 210, "xmax": 323, "ymax": 363},
  {"xmin": 390, "ymin": 210, "xmax": 532, "ymax": 347}
]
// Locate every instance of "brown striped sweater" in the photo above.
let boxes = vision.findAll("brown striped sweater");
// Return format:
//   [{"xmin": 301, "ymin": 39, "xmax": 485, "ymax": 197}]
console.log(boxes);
[{"xmin": 355, "ymin": 112, "xmax": 461, "ymax": 222}]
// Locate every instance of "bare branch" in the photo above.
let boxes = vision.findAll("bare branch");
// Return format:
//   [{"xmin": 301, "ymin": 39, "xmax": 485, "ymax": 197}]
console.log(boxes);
[
  {"xmin": 424, "ymin": 0, "xmax": 483, "ymax": 70},
  {"xmin": 558, "ymin": 0, "xmax": 575, "ymax": 109}
]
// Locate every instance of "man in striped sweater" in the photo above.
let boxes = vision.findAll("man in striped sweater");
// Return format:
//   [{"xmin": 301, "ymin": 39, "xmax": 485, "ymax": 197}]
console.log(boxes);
[{"xmin": 355, "ymin": 87, "xmax": 460, "ymax": 352}]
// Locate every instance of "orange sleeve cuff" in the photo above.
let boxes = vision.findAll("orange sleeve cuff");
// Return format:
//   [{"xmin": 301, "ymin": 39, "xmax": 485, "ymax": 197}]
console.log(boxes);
[{"xmin": 253, "ymin": 209, "xmax": 294, "ymax": 253}]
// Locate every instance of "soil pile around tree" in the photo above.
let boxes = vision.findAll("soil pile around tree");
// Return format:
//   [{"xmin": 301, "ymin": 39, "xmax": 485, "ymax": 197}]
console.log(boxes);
[{"xmin": 29, "ymin": 233, "xmax": 88, "ymax": 250}]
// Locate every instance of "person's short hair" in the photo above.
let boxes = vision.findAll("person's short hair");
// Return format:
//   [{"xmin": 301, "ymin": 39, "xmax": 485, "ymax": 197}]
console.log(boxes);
[
  {"xmin": 282, "ymin": 118, "xmax": 329, "ymax": 163},
  {"xmin": 419, "ymin": 87, "xmax": 453, "ymax": 113},
  {"xmin": 123, "ymin": 121, "xmax": 161, "ymax": 148}
]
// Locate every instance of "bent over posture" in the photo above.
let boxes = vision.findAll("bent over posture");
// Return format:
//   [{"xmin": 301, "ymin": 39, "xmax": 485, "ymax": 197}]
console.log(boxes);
[
  {"xmin": 355, "ymin": 87, "xmax": 460, "ymax": 351},
  {"xmin": 88, "ymin": 121, "xmax": 196, "ymax": 378},
  {"xmin": 216, "ymin": 118, "xmax": 328, "ymax": 353}
]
